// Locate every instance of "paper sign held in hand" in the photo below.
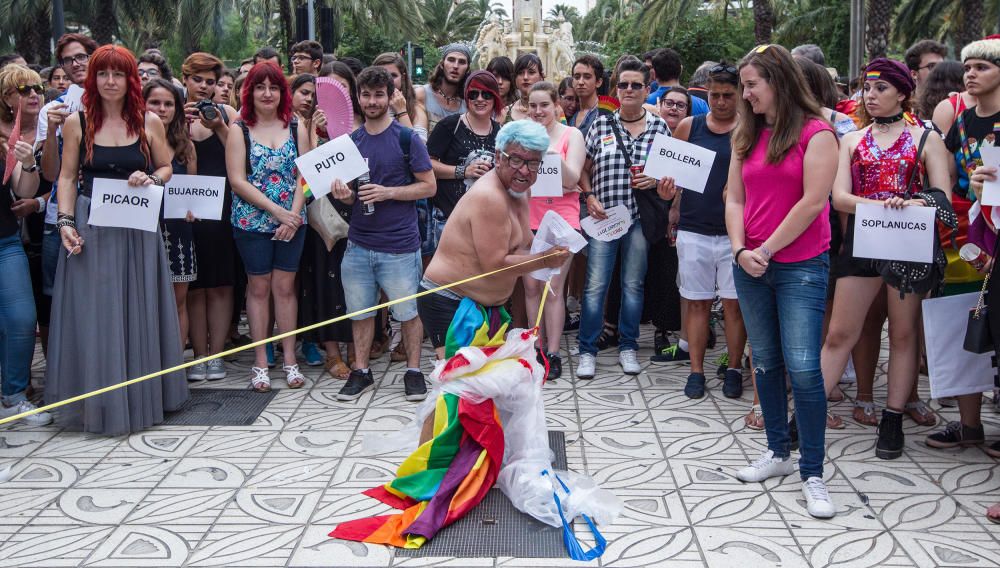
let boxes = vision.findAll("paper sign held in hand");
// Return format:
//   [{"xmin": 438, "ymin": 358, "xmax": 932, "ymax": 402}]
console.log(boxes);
[
  {"xmin": 88, "ymin": 178, "xmax": 164, "ymax": 232},
  {"xmin": 977, "ymin": 145, "xmax": 1000, "ymax": 206},
  {"xmin": 294, "ymin": 134, "xmax": 369, "ymax": 199},
  {"xmin": 852, "ymin": 202, "xmax": 936, "ymax": 263},
  {"xmin": 529, "ymin": 210, "xmax": 589, "ymax": 281},
  {"xmin": 531, "ymin": 154, "xmax": 563, "ymax": 198},
  {"xmin": 642, "ymin": 134, "xmax": 716, "ymax": 193},
  {"xmin": 163, "ymin": 174, "xmax": 226, "ymax": 220},
  {"xmin": 581, "ymin": 204, "xmax": 631, "ymax": 242}
]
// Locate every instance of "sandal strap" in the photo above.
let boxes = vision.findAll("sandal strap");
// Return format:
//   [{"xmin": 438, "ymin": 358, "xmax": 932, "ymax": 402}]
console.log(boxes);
[
  {"xmin": 905, "ymin": 400, "xmax": 932, "ymax": 415},
  {"xmin": 854, "ymin": 399, "xmax": 877, "ymax": 412},
  {"xmin": 284, "ymin": 364, "xmax": 306, "ymax": 384},
  {"xmin": 751, "ymin": 404, "xmax": 763, "ymax": 417},
  {"xmin": 250, "ymin": 367, "xmax": 270, "ymax": 388}
]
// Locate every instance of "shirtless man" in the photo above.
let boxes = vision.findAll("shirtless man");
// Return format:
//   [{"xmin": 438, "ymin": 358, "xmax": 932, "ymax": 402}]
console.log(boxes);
[{"xmin": 418, "ymin": 120, "xmax": 570, "ymax": 359}]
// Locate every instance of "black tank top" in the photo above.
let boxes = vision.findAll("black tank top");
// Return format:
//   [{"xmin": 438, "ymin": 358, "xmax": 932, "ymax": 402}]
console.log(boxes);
[
  {"xmin": 192, "ymin": 121, "xmax": 233, "ymax": 215},
  {"xmin": 0, "ymin": 161, "xmax": 16, "ymax": 238},
  {"xmin": 77, "ymin": 112, "xmax": 150, "ymax": 198},
  {"xmin": 678, "ymin": 114, "xmax": 732, "ymax": 236}
]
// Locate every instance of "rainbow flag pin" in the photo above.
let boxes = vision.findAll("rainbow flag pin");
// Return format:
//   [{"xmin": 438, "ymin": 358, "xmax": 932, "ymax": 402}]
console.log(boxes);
[{"xmin": 866, "ymin": 71, "xmax": 881, "ymax": 80}]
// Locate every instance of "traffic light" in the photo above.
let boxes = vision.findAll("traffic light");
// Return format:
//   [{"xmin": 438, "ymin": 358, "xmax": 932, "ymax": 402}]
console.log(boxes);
[{"xmin": 414, "ymin": 46, "xmax": 425, "ymax": 81}]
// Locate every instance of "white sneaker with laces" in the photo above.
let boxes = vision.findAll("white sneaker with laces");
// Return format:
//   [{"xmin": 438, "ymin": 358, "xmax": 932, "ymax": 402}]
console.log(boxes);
[
  {"xmin": 619, "ymin": 349, "xmax": 641, "ymax": 375},
  {"xmin": 0, "ymin": 400, "xmax": 53, "ymax": 426},
  {"xmin": 736, "ymin": 449, "xmax": 796, "ymax": 482},
  {"xmin": 802, "ymin": 476, "xmax": 836, "ymax": 518},
  {"xmin": 576, "ymin": 353, "xmax": 596, "ymax": 379}
]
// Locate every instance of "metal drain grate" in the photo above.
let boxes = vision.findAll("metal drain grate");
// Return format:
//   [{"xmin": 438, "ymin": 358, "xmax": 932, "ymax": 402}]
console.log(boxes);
[
  {"xmin": 161, "ymin": 388, "xmax": 276, "ymax": 426},
  {"xmin": 396, "ymin": 430, "xmax": 570, "ymax": 558}
]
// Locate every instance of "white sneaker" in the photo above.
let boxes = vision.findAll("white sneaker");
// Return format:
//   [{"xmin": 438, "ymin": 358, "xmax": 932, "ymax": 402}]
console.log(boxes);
[
  {"xmin": 576, "ymin": 353, "xmax": 596, "ymax": 379},
  {"xmin": 938, "ymin": 396, "xmax": 958, "ymax": 407},
  {"xmin": 187, "ymin": 362, "xmax": 207, "ymax": 381},
  {"xmin": 839, "ymin": 356, "xmax": 856, "ymax": 384},
  {"xmin": 0, "ymin": 400, "xmax": 53, "ymax": 426},
  {"xmin": 205, "ymin": 359, "xmax": 227, "ymax": 380},
  {"xmin": 619, "ymin": 350, "xmax": 640, "ymax": 375},
  {"xmin": 802, "ymin": 477, "xmax": 836, "ymax": 518},
  {"xmin": 736, "ymin": 449, "xmax": 796, "ymax": 482}
]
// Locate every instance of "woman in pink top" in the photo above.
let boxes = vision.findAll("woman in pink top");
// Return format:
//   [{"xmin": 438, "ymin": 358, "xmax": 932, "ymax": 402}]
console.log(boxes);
[
  {"xmin": 724, "ymin": 45, "xmax": 839, "ymax": 519},
  {"xmin": 524, "ymin": 81, "xmax": 585, "ymax": 380}
]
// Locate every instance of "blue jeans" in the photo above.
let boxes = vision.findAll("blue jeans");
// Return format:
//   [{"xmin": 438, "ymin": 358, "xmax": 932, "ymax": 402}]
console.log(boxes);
[
  {"xmin": 341, "ymin": 240, "xmax": 422, "ymax": 322},
  {"xmin": 0, "ymin": 234, "xmax": 37, "ymax": 406},
  {"xmin": 578, "ymin": 223, "xmax": 649, "ymax": 355},
  {"xmin": 733, "ymin": 253, "xmax": 829, "ymax": 480}
]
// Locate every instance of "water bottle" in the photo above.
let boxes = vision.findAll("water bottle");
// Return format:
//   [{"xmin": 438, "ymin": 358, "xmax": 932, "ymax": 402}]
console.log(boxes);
[{"xmin": 357, "ymin": 158, "xmax": 374, "ymax": 215}]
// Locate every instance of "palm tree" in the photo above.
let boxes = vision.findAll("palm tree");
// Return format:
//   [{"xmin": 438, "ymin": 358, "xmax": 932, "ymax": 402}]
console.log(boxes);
[
  {"xmin": 548, "ymin": 3, "xmax": 581, "ymax": 26},
  {"xmin": 0, "ymin": 0, "xmax": 52, "ymax": 63},
  {"xmin": 577, "ymin": 0, "xmax": 623, "ymax": 43},
  {"xmin": 638, "ymin": 0, "xmax": 700, "ymax": 41},
  {"xmin": 958, "ymin": 0, "xmax": 986, "ymax": 50},
  {"xmin": 753, "ymin": 0, "xmax": 774, "ymax": 44},
  {"xmin": 472, "ymin": 0, "xmax": 507, "ymax": 19},
  {"xmin": 419, "ymin": 0, "xmax": 482, "ymax": 47},
  {"xmin": 865, "ymin": 0, "xmax": 894, "ymax": 59}
]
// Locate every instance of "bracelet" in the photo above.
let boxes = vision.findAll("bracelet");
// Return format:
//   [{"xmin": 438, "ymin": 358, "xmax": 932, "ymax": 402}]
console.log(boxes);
[
  {"xmin": 733, "ymin": 247, "xmax": 748, "ymax": 264},
  {"xmin": 35, "ymin": 196, "xmax": 46, "ymax": 211},
  {"xmin": 455, "ymin": 164, "xmax": 466, "ymax": 180},
  {"xmin": 57, "ymin": 212, "xmax": 75, "ymax": 221},
  {"xmin": 148, "ymin": 174, "xmax": 164, "ymax": 186},
  {"xmin": 21, "ymin": 162, "xmax": 38, "ymax": 173},
  {"xmin": 55, "ymin": 218, "xmax": 76, "ymax": 231},
  {"xmin": 582, "ymin": 192, "xmax": 594, "ymax": 199},
  {"xmin": 397, "ymin": 110, "xmax": 409, "ymax": 117},
  {"xmin": 760, "ymin": 244, "xmax": 773, "ymax": 259}
]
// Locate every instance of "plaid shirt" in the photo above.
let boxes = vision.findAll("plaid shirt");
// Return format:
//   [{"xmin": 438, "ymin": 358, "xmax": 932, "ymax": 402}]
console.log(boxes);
[{"xmin": 585, "ymin": 111, "xmax": 669, "ymax": 222}]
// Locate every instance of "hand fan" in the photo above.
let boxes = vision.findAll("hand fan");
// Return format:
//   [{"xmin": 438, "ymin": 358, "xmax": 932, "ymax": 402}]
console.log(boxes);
[
  {"xmin": 315, "ymin": 77, "xmax": 355, "ymax": 140},
  {"xmin": 598, "ymin": 95, "xmax": 620, "ymax": 114},
  {"xmin": 3, "ymin": 99, "xmax": 22, "ymax": 185}
]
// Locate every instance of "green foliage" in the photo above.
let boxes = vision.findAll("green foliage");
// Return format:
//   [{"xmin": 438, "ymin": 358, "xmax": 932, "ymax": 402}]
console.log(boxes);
[{"xmin": 775, "ymin": 1, "xmax": 850, "ymax": 74}]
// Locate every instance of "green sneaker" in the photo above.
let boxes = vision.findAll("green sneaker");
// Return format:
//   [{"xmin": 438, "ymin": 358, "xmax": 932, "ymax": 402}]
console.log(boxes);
[{"xmin": 650, "ymin": 344, "xmax": 690, "ymax": 363}]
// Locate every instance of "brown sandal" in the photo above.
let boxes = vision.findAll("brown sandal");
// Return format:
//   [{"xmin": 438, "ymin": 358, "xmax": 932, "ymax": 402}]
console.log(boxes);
[
  {"xmin": 744, "ymin": 405, "xmax": 764, "ymax": 430},
  {"xmin": 905, "ymin": 400, "xmax": 938, "ymax": 427},
  {"xmin": 826, "ymin": 412, "xmax": 845, "ymax": 429},
  {"xmin": 853, "ymin": 399, "xmax": 879, "ymax": 426},
  {"xmin": 325, "ymin": 356, "xmax": 351, "ymax": 379}
]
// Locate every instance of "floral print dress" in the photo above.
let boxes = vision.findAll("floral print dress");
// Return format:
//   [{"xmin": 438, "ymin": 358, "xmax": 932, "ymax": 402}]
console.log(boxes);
[{"xmin": 231, "ymin": 131, "xmax": 304, "ymax": 233}]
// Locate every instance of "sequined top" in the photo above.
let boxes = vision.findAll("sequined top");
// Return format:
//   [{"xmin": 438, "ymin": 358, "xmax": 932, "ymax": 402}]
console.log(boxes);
[{"xmin": 850, "ymin": 128, "xmax": 923, "ymax": 201}]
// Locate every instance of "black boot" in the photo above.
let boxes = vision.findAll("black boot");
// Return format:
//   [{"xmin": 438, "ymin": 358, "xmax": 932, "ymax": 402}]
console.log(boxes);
[{"xmin": 876, "ymin": 410, "xmax": 905, "ymax": 460}]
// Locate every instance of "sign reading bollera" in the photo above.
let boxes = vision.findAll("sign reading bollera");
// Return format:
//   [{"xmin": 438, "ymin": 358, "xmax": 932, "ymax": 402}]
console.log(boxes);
[
  {"xmin": 852, "ymin": 202, "xmax": 936, "ymax": 263},
  {"xmin": 642, "ymin": 134, "xmax": 716, "ymax": 194},
  {"xmin": 88, "ymin": 178, "xmax": 164, "ymax": 232},
  {"xmin": 294, "ymin": 134, "xmax": 369, "ymax": 199},
  {"xmin": 163, "ymin": 174, "xmax": 226, "ymax": 220}
]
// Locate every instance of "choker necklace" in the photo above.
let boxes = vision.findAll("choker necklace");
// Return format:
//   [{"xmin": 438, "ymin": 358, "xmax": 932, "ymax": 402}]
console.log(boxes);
[
  {"xmin": 435, "ymin": 89, "xmax": 459, "ymax": 105},
  {"xmin": 620, "ymin": 110, "xmax": 646, "ymax": 123},
  {"xmin": 873, "ymin": 111, "xmax": 905, "ymax": 132}
]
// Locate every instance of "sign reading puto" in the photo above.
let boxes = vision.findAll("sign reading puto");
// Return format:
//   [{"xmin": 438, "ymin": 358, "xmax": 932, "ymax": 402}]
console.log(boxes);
[
  {"xmin": 88, "ymin": 178, "xmax": 164, "ymax": 232},
  {"xmin": 852, "ymin": 202, "xmax": 936, "ymax": 264},
  {"xmin": 163, "ymin": 174, "xmax": 226, "ymax": 220},
  {"xmin": 294, "ymin": 134, "xmax": 369, "ymax": 199},
  {"xmin": 642, "ymin": 134, "xmax": 717, "ymax": 194},
  {"xmin": 531, "ymin": 153, "xmax": 563, "ymax": 198}
]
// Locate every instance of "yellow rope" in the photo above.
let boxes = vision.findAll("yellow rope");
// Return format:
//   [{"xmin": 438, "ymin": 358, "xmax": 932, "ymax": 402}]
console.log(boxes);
[{"xmin": 0, "ymin": 253, "xmax": 560, "ymax": 426}]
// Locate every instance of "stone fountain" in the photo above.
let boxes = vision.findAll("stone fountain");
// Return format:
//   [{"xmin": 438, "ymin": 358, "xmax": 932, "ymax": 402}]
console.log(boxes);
[{"xmin": 473, "ymin": 0, "xmax": 577, "ymax": 80}]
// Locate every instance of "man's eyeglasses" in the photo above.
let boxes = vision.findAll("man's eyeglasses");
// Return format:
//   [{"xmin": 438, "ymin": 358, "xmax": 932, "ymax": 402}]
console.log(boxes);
[
  {"xmin": 709, "ymin": 64, "xmax": 738, "ymax": 75},
  {"xmin": 290, "ymin": 55, "xmax": 315, "ymax": 63},
  {"xmin": 660, "ymin": 100, "xmax": 688, "ymax": 110},
  {"xmin": 501, "ymin": 150, "xmax": 542, "ymax": 171},
  {"xmin": 918, "ymin": 61, "xmax": 939, "ymax": 72},
  {"xmin": 13, "ymin": 84, "xmax": 44, "ymax": 96},
  {"xmin": 60, "ymin": 53, "xmax": 90, "ymax": 67},
  {"xmin": 189, "ymin": 75, "xmax": 217, "ymax": 87},
  {"xmin": 138, "ymin": 68, "xmax": 160, "ymax": 78},
  {"xmin": 617, "ymin": 81, "xmax": 645, "ymax": 92},
  {"xmin": 467, "ymin": 89, "xmax": 494, "ymax": 101}
]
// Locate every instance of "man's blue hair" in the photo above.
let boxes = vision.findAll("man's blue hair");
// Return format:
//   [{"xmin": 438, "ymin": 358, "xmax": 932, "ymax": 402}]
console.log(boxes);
[{"xmin": 495, "ymin": 120, "xmax": 549, "ymax": 153}]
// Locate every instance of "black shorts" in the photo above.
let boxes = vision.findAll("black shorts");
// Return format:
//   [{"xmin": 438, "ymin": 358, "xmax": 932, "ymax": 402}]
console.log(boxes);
[{"xmin": 417, "ymin": 278, "xmax": 464, "ymax": 349}]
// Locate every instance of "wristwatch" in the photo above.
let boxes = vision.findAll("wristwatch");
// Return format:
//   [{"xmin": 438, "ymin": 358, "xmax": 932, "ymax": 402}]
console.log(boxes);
[{"xmin": 21, "ymin": 162, "xmax": 38, "ymax": 173}]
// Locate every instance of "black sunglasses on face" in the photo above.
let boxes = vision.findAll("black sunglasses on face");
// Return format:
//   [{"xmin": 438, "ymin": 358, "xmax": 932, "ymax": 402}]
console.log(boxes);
[
  {"xmin": 14, "ymin": 84, "xmax": 44, "ymax": 96},
  {"xmin": 467, "ymin": 89, "xmax": 494, "ymax": 101},
  {"xmin": 617, "ymin": 81, "xmax": 645, "ymax": 92}
]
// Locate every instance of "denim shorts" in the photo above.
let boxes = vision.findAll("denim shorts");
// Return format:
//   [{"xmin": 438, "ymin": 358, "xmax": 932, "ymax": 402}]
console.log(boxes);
[
  {"xmin": 341, "ymin": 240, "xmax": 421, "ymax": 322},
  {"xmin": 232, "ymin": 226, "xmax": 306, "ymax": 275}
]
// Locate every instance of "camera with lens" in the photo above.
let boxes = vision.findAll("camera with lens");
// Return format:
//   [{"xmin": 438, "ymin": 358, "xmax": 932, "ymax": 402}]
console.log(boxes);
[{"xmin": 195, "ymin": 99, "xmax": 219, "ymax": 122}]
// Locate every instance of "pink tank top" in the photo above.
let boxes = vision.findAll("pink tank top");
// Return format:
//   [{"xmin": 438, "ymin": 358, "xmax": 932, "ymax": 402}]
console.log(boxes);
[
  {"xmin": 530, "ymin": 128, "xmax": 580, "ymax": 230},
  {"xmin": 741, "ymin": 118, "xmax": 833, "ymax": 263}
]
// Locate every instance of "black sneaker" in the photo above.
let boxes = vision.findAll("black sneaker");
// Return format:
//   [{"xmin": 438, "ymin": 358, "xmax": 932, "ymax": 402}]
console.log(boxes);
[
  {"xmin": 722, "ymin": 369, "xmax": 743, "ymax": 398},
  {"xmin": 650, "ymin": 344, "xmax": 689, "ymax": 363},
  {"xmin": 684, "ymin": 372, "xmax": 706, "ymax": 399},
  {"xmin": 654, "ymin": 331, "xmax": 672, "ymax": 353},
  {"xmin": 876, "ymin": 410, "xmax": 905, "ymax": 460},
  {"xmin": 547, "ymin": 353, "xmax": 562, "ymax": 381},
  {"xmin": 925, "ymin": 421, "xmax": 985, "ymax": 449},
  {"xmin": 337, "ymin": 369, "xmax": 374, "ymax": 401},
  {"xmin": 595, "ymin": 328, "xmax": 619, "ymax": 351},
  {"xmin": 403, "ymin": 370, "xmax": 427, "ymax": 402},
  {"xmin": 789, "ymin": 416, "xmax": 799, "ymax": 452},
  {"xmin": 565, "ymin": 312, "xmax": 580, "ymax": 331},
  {"xmin": 986, "ymin": 440, "xmax": 1000, "ymax": 458}
]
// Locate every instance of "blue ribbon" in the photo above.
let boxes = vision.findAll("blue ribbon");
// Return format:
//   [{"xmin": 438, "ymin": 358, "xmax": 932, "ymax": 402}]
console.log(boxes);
[{"xmin": 542, "ymin": 469, "xmax": 607, "ymax": 561}]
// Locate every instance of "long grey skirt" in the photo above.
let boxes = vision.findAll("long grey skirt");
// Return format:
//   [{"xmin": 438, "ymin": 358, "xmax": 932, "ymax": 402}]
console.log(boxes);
[{"xmin": 46, "ymin": 196, "xmax": 188, "ymax": 436}]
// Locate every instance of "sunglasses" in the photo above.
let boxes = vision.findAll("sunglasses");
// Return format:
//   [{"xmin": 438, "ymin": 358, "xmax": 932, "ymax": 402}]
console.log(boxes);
[
  {"xmin": 189, "ymin": 75, "xmax": 217, "ymax": 87},
  {"xmin": 466, "ymin": 89, "xmax": 494, "ymax": 101},
  {"xmin": 710, "ymin": 64, "xmax": 738, "ymax": 75},
  {"xmin": 60, "ymin": 53, "xmax": 90, "ymax": 67},
  {"xmin": 617, "ymin": 81, "xmax": 645, "ymax": 92},
  {"xmin": 501, "ymin": 150, "xmax": 542, "ymax": 171},
  {"xmin": 13, "ymin": 84, "xmax": 44, "ymax": 96}
]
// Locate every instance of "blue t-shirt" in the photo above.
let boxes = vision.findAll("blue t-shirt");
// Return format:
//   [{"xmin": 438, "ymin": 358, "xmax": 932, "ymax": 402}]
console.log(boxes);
[
  {"xmin": 646, "ymin": 86, "xmax": 709, "ymax": 116},
  {"xmin": 348, "ymin": 122, "xmax": 433, "ymax": 253}
]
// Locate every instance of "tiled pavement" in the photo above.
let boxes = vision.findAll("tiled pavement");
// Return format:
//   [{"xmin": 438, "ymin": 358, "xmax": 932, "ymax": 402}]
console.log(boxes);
[{"xmin": 2, "ymin": 326, "xmax": 1000, "ymax": 567}]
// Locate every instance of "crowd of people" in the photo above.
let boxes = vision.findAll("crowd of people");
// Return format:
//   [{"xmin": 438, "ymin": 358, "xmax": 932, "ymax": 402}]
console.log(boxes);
[{"xmin": 1, "ymin": 31, "xmax": 999, "ymax": 523}]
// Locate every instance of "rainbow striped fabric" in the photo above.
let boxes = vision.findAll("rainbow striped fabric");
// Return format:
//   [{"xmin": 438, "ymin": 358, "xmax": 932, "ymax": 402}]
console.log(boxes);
[
  {"xmin": 330, "ymin": 299, "xmax": 512, "ymax": 549},
  {"xmin": 866, "ymin": 71, "xmax": 881, "ymax": 80}
]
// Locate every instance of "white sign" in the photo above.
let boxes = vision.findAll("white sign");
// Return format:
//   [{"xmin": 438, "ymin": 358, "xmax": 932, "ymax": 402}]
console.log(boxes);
[
  {"xmin": 923, "ymin": 293, "xmax": 995, "ymax": 398},
  {"xmin": 529, "ymin": 210, "xmax": 589, "ymax": 281},
  {"xmin": 163, "ymin": 174, "xmax": 226, "ymax": 220},
  {"xmin": 531, "ymin": 153, "xmax": 563, "ymax": 198},
  {"xmin": 581, "ymin": 204, "xmax": 632, "ymax": 242},
  {"xmin": 294, "ymin": 134, "xmax": 368, "ymax": 199},
  {"xmin": 88, "ymin": 178, "xmax": 164, "ymax": 232},
  {"xmin": 642, "ymin": 134, "xmax": 717, "ymax": 194},
  {"xmin": 977, "ymin": 145, "xmax": 1000, "ymax": 206},
  {"xmin": 852, "ymin": 202, "xmax": 936, "ymax": 263}
]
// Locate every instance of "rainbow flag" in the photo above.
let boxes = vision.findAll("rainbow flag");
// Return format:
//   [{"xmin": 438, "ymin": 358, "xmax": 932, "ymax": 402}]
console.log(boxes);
[
  {"xmin": 299, "ymin": 177, "xmax": 313, "ymax": 199},
  {"xmin": 330, "ymin": 299, "xmax": 511, "ymax": 549},
  {"xmin": 866, "ymin": 71, "xmax": 881, "ymax": 81}
]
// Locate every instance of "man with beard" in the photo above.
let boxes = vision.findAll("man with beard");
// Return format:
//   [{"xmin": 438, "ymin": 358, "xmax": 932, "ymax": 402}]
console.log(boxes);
[
  {"xmin": 419, "ymin": 120, "xmax": 571, "ymax": 360},
  {"xmin": 415, "ymin": 44, "xmax": 471, "ymax": 133},
  {"xmin": 329, "ymin": 67, "xmax": 436, "ymax": 402}
]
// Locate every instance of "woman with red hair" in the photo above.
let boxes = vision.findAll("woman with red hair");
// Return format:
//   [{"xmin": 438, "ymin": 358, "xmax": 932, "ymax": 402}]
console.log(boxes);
[
  {"xmin": 46, "ymin": 44, "xmax": 188, "ymax": 436},
  {"xmin": 225, "ymin": 62, "xmax": 310, "ymax": 392}
]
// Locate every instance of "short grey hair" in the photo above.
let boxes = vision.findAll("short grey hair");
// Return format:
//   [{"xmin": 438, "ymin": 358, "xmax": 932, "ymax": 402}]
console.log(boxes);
[
  {"xmin": 689, "ymin": 61, "xmax": 717, "ymax": 88},
  {"xmin": 791, "ymin": 44, "xmax": 825, "ymax": 66}
]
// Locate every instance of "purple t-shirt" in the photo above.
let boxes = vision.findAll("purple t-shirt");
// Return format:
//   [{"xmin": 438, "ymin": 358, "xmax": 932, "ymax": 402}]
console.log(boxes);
[{"xmin": 349, "ymin": 122, "xmax": 433, "ymax": 253}]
